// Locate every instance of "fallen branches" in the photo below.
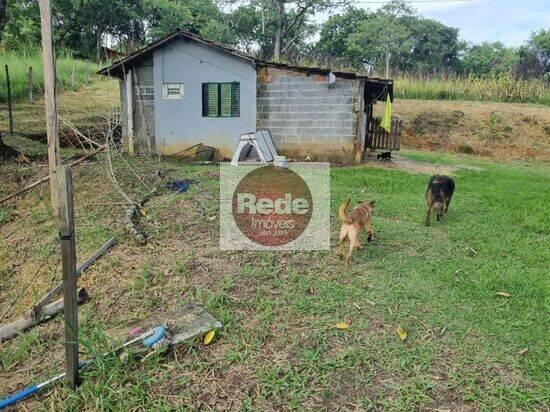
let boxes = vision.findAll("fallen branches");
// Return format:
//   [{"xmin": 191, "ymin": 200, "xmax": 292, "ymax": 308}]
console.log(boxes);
[
  {"xmin": 0, "ymin": 145, "xmax": 107, "ymax": 206},
  {"xmin": 0, "ymin": 288, "xmax": 89, "ymax": 342},
  {"xmin": 124, "ymin": 204, "xmax": 147, "ymax": 245},
  {"xmin": 31, "ymin": 237, "xmax": 117, "ymax": 317},
  {"xmin": 123, "ymin": 172, "xmax": 164, "ymax": 245}
]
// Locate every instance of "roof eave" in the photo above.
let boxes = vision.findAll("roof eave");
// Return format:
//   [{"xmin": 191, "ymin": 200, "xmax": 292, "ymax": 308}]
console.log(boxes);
[{"xmin": 97, "ymin": 30, "xmax": 256, "ymax": 78}]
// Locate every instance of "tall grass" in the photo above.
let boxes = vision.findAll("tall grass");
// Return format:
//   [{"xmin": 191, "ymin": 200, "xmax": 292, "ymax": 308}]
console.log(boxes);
[
  {"xmin": 394, "ymin": 75, "xmax": 550, "ymax": 106},
  {"xmin": 0, "ymin": 51, "xmax": 97, "ymax": 103}
]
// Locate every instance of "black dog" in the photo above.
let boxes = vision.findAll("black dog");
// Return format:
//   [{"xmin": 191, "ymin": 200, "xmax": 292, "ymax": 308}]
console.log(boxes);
[
  {"xmin": 425, "ymin": 175, "xmax": 455, "ymax": 226},
  {"xmin": 377, "ymin": 150, "xmax": 392, "ymax": 161}
]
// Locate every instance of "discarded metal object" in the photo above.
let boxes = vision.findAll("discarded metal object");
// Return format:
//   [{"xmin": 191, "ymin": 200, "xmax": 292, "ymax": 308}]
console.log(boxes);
[
  {"xmin": 0, "ymin": 288, "xmax": 89, "ymax": 342},
  {"xmin": 167, "ymin": 179, "xmax": 194, "ymax": 193}
]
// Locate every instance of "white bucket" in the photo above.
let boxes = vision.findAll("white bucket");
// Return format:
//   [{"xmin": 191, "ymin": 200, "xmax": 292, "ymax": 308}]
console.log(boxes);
[{"xmin": 273, "ymin": 156, "xmax": 288, "ymax": 167}]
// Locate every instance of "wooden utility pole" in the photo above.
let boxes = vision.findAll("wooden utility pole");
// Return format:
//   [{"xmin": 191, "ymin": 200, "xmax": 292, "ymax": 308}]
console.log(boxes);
[
  {"xmin": 5, "ymin": 65, "xmax": 13, "ymax": 135},
  {"xmin": 39, "ymin": 0, "xmax": 61, "ymax": 216},
  {"xmin": 58, "ymin": 165, "xmax": 79, "ymax": 389}
]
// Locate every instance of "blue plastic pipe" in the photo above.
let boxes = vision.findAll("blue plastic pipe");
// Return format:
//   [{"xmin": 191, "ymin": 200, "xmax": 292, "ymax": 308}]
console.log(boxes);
[{"xmin": 0, "ymin": 325, "xmax": 166, "ymax": 409}]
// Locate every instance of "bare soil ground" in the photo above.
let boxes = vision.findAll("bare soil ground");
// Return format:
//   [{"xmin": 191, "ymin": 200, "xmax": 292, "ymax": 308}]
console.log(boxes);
[{"xmin": 365, "ymin": 153, "xmax": 483, "ymax": 175}]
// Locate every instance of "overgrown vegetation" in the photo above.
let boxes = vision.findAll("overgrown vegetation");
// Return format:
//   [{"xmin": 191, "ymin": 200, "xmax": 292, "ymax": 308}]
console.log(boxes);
[
  {"xmin": 0, "ymin": 78, "xmax": 117, "ymax": 140},
  {"xmin": 394, "ymin": 75, "xmax": 550, "ymax": 105},
  {"xmin": 0, "ymin": 139, "xmax": 548, "ymax": 409},
  {"xmin": 0, "ymin": 51, "xmax": 95, "ymax": 102}
]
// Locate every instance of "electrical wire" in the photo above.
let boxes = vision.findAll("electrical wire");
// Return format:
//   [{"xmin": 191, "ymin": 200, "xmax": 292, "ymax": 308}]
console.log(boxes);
[
  {"xmin": 352, "ymin": 0, "xmax": 475, "ymax": 3},
  {"xmin": 165, "ymin": 44, "xmax": 257, "ymax": 83}
]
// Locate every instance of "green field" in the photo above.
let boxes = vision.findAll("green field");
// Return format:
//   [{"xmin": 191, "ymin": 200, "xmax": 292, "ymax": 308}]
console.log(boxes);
[
  {"xmin": 0, "ymin": 52, "xmax": 97, "ymax": 103},
  {"xmin": 0, "ymin": 136, "xmax": 548, "ymax": 410}
]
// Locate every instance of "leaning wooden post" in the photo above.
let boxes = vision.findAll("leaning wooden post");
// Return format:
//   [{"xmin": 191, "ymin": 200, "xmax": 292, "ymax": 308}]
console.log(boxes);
[
  {"xmin": 28, "ymin": 66, "xmax": 33, "ymax": 103},
  {"xmin": 125, "ymin": 69, "xmax": 135, "ymax": 155},
  {"xmin": 5, "ymin": 65, "xmax": 13, "ymax": 136},
  {"xmin": 58, "ymin": 165, "xmax": 79, "ymax": 389},
  {"xmin": 39, "ymin": 0, "xmax": 61, "ymax": 216}
]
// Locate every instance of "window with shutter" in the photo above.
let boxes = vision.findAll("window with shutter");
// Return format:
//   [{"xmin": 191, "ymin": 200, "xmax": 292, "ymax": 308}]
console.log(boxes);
[
  {"xmin": 202, "ymin": 82, "xmax": 240, "ymax": 118},
  {"xmin": 162, "ymin": 83, "xmax": 184, "ymax": 99}
]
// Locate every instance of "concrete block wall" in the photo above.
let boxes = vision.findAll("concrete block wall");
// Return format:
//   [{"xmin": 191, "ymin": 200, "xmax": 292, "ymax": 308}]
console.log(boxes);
[{"xmin": 257, "ymin": 67, "xmax": 361, "ymax": 164}]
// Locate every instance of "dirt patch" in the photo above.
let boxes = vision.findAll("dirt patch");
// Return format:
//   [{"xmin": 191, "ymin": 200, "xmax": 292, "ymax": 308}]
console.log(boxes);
[{"xmin": 367, "ymin": 154, "xmax": 482, "ymax": 175}]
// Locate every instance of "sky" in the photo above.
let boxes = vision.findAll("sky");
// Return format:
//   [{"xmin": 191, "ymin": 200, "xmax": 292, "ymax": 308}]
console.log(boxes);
[{"xmin": 323, "ymin": 0, "xmax": 550, "ymax": 46}]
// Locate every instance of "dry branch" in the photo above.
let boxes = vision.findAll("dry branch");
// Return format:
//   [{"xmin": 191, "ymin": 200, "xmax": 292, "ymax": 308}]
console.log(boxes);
[
  {"xmin": 0, "ymin": 145, "xmax": 107, "ymax": 205},
  {"xmin": 123, "ymin": 171, "xmax": 164, "ymax": 245},
  {"xmin": 124, "ymin": 204, "xmax": 147, "ymax": 245},
  {"xmin": 31, "ymin": 237, "xmax": 117, "ymax": 316},
  {"xmin": 0, "ymin": 288, "xmax": 89, "ymax": 342}
]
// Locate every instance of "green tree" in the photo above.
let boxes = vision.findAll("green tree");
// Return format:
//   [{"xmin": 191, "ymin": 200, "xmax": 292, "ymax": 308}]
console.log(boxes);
[
  {"xmin": 0, "ymin": 0, "xmax": 6, "ymax": 43},
  {"xmin": 315, "ymin": 7, "xmax": 372, "ymax": 68},
  {"xmin": 459, "ymin": 41, "xmax": 518, "ymax": 77},
  {"xmin": 529, "ymin": 28, "xmax": 550, "ymax": 73},
  {"xmin": 1, "ymin": 0, "xmax": 40, "ymax": 50},
  {"xmin": 260, "ymin": 0, "xmax": 347, "ymax": 60},
  {"xmin": 402, "ymin": 17, "xmax": 459, "ymax": 75},
  {"xmin": 348, "ymin": 0, "xmax": 414, "ymax": 77}
]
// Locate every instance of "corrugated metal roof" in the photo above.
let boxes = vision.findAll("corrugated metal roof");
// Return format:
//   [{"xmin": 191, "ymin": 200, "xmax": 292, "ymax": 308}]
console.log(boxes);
[{"xmin": 97, "ymin": 29, "xmax": 393, "ymax": 85}]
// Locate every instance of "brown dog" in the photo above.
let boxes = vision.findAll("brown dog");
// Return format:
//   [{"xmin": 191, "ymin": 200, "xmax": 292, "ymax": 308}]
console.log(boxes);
[{"xmin": 338, "ymin": 198, "xmax": 375, "ymax": 267}]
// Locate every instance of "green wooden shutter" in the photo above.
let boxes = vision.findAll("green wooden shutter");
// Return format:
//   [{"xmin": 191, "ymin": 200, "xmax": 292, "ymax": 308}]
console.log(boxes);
[
  {"xmin": 220, "ymin": 83, "xmax": 232, "ymax": 117},
  {"xmin": 202, "ymin": 83, "xmax": 219, "ymax": 117},
  {"xmin": 231, "ymin": 83, "xmax": 240, "ymax": 117},
  {"xmin": 202, "ymin": 82, "xmax": 239, "ymax": 117}
]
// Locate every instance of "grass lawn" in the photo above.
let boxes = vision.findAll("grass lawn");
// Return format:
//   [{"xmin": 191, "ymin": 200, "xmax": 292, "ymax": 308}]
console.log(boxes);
[{"xmin": 0, "ymin": 139, "xmax": 548, "ymax": 410}]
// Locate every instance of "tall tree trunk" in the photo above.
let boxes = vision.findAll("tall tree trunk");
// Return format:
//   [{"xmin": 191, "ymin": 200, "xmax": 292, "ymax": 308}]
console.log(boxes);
[{"xmin": 273, "ymin": 0, "xmax": 284, "ymax": 60}]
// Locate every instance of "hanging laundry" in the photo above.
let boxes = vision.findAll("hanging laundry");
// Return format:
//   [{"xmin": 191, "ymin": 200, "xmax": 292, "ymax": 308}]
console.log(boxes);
[{"xmin": 381, "ymin": 93, "xmax": 392, "ymax": 133}]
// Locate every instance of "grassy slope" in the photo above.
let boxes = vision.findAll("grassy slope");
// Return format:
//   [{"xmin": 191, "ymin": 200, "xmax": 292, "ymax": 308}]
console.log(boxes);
[
  {"xmin": 0, "ymin": 52, "xmax": 97, "ymax": 103},
  {"xmin": 0, "ymin": 139, "xmax": 548, "ymax": 410},
  {"xmin": 0, "ymin": 78, "xmax": 118, "ymax": 143},
  {"xmin": 383, "ymin": 99, "xmax": 550, "ymax": 161}
]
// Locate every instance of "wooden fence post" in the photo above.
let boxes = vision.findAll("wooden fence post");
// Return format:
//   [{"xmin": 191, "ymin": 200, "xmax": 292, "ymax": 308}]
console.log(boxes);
[
  {"xmin": 39, "ymin": 0, "xmax": 61, "ymax": 216},
  {"xmin": 71, "ymin": 60, "xmax": 75, "ymax": 89},
  {"xmin": 28, "ymin": 66, "xmax": 33, "ymax": 103},
  {"xmin": 58, "ymin": 165, "xmax": 79, "ymax": 389},
  {"xmin": 5, "ymin": 65, "xmax": 13, "ymax": 136}
]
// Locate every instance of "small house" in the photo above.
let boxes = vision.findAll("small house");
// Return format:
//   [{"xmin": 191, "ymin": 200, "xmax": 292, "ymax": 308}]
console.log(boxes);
[{"xmin": 99, "ymin": 30, "xmax": 395, "ymax": 164}]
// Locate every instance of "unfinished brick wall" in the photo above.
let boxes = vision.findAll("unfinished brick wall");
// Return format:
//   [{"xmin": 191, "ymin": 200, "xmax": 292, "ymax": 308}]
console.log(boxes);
[{"xmin": 257, "ymin": 67, "xmax": 362, "ymax": 164}]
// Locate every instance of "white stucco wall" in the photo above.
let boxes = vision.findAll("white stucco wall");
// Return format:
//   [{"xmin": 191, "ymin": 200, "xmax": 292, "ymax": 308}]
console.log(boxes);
[{"xmin": 152, "ymin": 38, "xmax": 257, "ymax": 157}]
